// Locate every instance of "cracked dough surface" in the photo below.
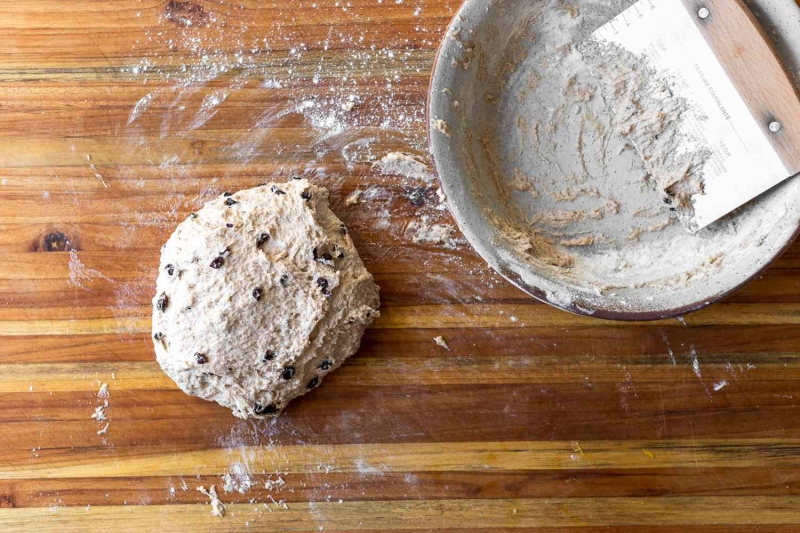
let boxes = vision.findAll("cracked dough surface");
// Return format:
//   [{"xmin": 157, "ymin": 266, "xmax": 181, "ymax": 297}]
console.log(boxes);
[{"xmin": 152, "ymin": 179, "xmax": 380, "ymax": 418}]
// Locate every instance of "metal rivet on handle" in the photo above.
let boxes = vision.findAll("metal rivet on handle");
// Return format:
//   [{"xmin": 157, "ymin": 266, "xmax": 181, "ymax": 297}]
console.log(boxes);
[
  {"xmin": 698, "ymin": 7, "xmax": 710, "ymax": 18},
  {"xmin": 768, "ymin": 121, "xmax": 782, "ymax": 133}
]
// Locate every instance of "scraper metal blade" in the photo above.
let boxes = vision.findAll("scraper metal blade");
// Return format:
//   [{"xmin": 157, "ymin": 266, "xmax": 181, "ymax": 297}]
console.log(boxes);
[{"xmin": 592, "ymin": 0, "xmax": 800, "ymax": 232}]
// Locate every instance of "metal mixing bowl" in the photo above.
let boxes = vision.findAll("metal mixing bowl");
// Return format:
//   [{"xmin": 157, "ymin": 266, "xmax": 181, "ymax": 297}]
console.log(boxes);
[{"xmin": 428, "ymin": 0, "xmax": 800, "ymax": 320}]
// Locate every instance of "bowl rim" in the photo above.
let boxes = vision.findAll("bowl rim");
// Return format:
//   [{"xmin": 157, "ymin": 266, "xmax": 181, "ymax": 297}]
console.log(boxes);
[{"xmin": 425, "ymin": 0, "xmax": 800, "ymax": 321}]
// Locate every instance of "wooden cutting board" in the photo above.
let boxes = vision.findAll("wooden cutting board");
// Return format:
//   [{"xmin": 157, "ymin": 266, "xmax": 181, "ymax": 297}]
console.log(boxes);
[{"xmin": 3, "ymin": 0, "xmax": 800, "ymax": 531}]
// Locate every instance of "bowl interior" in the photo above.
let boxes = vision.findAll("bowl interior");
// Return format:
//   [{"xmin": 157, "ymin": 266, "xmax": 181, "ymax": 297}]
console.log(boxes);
[{"xmin": 429, "ymin": 0, "xmax": 800, "ymax": 319}]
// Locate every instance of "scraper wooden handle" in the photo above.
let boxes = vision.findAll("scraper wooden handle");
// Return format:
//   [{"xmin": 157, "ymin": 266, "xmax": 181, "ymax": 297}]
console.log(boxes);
[{"xmin": 679, "ymin": 0, "xmax": 800, "ymax": 175}]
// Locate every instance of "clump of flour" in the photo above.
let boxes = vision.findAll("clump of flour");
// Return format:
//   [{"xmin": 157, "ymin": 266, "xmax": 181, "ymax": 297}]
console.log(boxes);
[
  {"xmin": 372, "ymin": 152, "xmax": 435, "ymax": 183},
  {"xmin": 407, "ymin": 216, "xmax": 459, "ymax": 249}
]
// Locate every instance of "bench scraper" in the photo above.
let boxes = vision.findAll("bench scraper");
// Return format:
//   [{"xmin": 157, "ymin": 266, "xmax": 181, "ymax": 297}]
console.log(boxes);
[{"xmin": 591, "ymin": 0, "xmax": 800, "ymax": 232}]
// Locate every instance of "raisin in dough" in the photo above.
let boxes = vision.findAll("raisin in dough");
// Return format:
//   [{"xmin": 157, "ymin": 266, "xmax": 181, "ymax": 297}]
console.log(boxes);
[{"xmin": 152, "ymin": 179, "xmax": 380, "ymax": 418}]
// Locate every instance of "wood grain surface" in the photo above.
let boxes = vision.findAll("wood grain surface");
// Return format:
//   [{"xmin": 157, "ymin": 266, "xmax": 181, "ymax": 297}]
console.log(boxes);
[{"xmin": 2, "ymin": 0, "xmax": 800, "ymax": 531}]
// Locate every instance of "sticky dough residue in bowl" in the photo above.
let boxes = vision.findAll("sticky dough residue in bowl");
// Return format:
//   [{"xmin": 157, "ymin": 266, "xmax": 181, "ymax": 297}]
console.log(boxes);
[{"xmin": 430, "ymin": 0, "xmax": 800, "ymax": 316}]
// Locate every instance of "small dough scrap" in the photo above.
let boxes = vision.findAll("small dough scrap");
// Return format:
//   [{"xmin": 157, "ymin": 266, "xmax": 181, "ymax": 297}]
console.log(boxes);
[
  {"xmin": 372, "ymin": 152, "xmax": 434, "ymax": 183},
  {"xmin": 433, "ymin": 336, "xmax": 450, "ymax": 350},
  {"xmin": 152, "ymin": 179, "xmax": 380, "ymax": 418},
  {"xmin": 432, "ymin": 118, "xmax": 451, "ymax": 137},
  {"xmin": 345, "ymin": 188, "xmax": 363, "ymax": 206},
  {"xmin": 197, "ymin": 485, "xmax": 226, "ymax": 517}
]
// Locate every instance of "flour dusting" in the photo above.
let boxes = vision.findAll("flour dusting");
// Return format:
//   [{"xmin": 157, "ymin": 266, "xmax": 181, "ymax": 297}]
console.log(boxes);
[
  {"xmin": 68, "ymin": 250, "xmax": 113, "ymax": 289},
  {"xmin": 221, "ymin": 462, "xmax": 253, "ymax": 494},
  {"xmin": 189, "ymin": 90, "xmax": 230, "ymax": 130}
]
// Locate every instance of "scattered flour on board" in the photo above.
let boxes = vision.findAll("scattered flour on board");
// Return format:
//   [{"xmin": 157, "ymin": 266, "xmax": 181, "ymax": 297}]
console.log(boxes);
[
  {"xmin": 690, "ymin": 347, "xmax": 702, "ymax": 379},
  {"xmin": 127, "ymin": 90, "xmax": 158, "ymax": 125},
  {"xmin": 264, "ymin": 476, "xmax": 286, "ymax": 491},
  {"xmin": 221, "ymin": 462, "xmax": 253, "ymax": 494},
  {"xmin": 354, "ymin": 459, "xmax": 384, "ymax": 475},
  {"xmin": 68, "ymin": 250, "xmax": 113, "ymax": 289},
  {"xmin": 90, "ymin": 404, "xmax": 108, "ymax": 422},
  {"xmin": 91, "ymin": 382, "xmax": 110, "ymax": 437},
  {"xmin": 317, "ymin": 462, "xmax": 335, "ymax": 474},
  {"xmin": 189, "ymin": 89, "xmax": 230, "ymax": 130},
  {"xmin": 121, "ymin": 1, "xmax": 430, "ymax": 159},
  {"xmin": 98, "ymin": 383, "xmax": 109, "ymax": 399},
  {"xmin": 267, "ymin": 495, "xmax": 290, "ymax": 511}
]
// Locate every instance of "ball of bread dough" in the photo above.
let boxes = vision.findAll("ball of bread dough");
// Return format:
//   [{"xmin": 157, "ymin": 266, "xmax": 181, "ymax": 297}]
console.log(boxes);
[{"xmin": 152, "ymin": 179, "xmax": 380, "ymax": 418}]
